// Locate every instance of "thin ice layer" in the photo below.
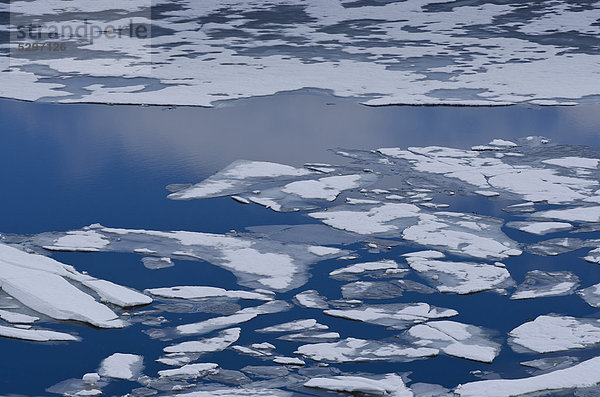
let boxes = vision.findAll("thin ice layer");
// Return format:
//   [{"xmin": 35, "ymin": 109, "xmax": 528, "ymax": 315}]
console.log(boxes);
[{"xmin": 511, "ymin": 270, "xmax": 579, "ymax": 300}]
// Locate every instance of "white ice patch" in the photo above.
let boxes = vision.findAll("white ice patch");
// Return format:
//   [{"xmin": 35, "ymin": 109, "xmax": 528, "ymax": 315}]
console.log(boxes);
[
  {"xmin": 510, "ymin": 271, "xmax": 579, "ymax": 300},
  {"xmin": 163, "ymin": 328, "xmax": 240, "ymax": 355},
  {"xmin": 98, "ymin": 353, "xmax": 143, "ymax": 380},
  {"xmin": 146, "ymin": 286, "xmax": 273, "ymax": 301},
  {"xmin": 158, "ymin": 363, "xmax": 219, "ymax": 379},
  {"xmin": 0, "ymin": 309, "xmax": 38, "ymax": 324},
  {"xmin": 0, "ymin": 325, "xmax": 78, "ymax": 342},
  {"xmin": 506, "ymin": 221, "xmax": 572, "ymax": 235},
  {"xmin": 455, "ymin": 356, "xmax": 600, "ymax": 397},
  {"xmin": 324, "ymin": 303, "xmax": 458, "ymax": 329},
  {"xmin": 294, "ymin": 290, "xmax": 329, "ymax": 309},
  {"xmin": 543, "ymin": 157, "xmax": 599, "ymax": 169},
  {"xmin": 43, "ymin": 230, "xmax": 109, "ymax": 252},
  {"xmin": 577, "ymin": 282, "xmax": 600, "ymax": 307},
  {"xmin": 509, "ymin": 315, "xmax": 600, "ymax": 353},
  {"xmin": 405, "ymin": 256, "xmax": 513, "ymax": 295},
  {"xmin": 0, "ymin": 243, "xmax": 125, "ymax": 328},
  {"xmin": 168, "ymin": 161, "xmax": 311, "ymax": 200},
  {"xmin": 304, "ymin": 374, "xmax": 413, "ymax": 397},
  {"xmin": 256, "ymin": 319, "xmax": 328, "ymax": 333},
  {"xmin": 296, "ymin": 337, "xmax": 439, "ymax": 363},
  {"xmin": 405, "ymin": 321, "xmax": 500, "ymax": 363},
  {"xmin": 329, "ymin": 260, "xmax": 403, "ymax": 277}
]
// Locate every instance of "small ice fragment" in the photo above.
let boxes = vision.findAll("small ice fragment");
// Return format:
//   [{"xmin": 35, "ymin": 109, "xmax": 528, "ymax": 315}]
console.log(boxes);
[
  {"xmin": 475, "ymin": 191, "xmax": 500, "ymax": 197},
  {"xmin": 256, "ymin": 319, "xmax": 328, "ymax": 333},
  {"xmin": 273, "ymin": 356, "xmax": 305, "ymax": 366},
  {"xmin": 163, "ymin": 328, "xmax": 240, "ymax": 354},
  {"xmin": 231, "ymin": 196, "xmax": 250, "ymax": 204},
  {"xmin": 142, "ymin": 256, "xmax": 173, "ymax": 270},
  {"xmin": 133, "ymin": 248, "xmax": 157, "ymax": 254},
  {"xmin": 158, "ymin": 363, "xmax": 219, "ymax": 379},
  {"xmin": 82, "ymin": 373, "xmax": 100, "ymax": 385},
  {"xmin": 329, "ymin": 259, "xmax": 401, "ymax": 277},
  {"xmin": 294, "ymin": 290, "xmax": 328, "ymax": 309}
]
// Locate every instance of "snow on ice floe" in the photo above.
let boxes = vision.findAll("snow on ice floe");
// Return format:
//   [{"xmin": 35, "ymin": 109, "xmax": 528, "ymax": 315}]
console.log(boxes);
[
  {"xmin": 404, "ymin": 253, "xmax": 513, "ymax": 295},
  {"xmin": 256, "ymin": 319, "xmax": 328, "ymax": 333},
  {"xmin": 329, "ymin": 260, "xmax": 406, "ymax": 280},
  {"xmin": 293, "ymin": 290, "xmax": 329, "ymax": 309},
  {"xmin": 158, "ymin": 363, "xmax": 219, "ymax": 379},
  {"xmin": 404, "ymin": 321, "xmax": 501, "ymax": 363},
  {"xmin": 296, "ymin": 337, "xmax": 439, "ymax": 363},
  {"xmin": 510, "ymin": 270, "xmax": 579, "ymax": 300},
  {"xmin": 505, "ymin": 221, "xmax": 573, "ymax": 235},
  {"xmin": 146, "ymin": 286, "xmax": 273, "ymax": 301},
  {"xmin": 509, "ymin": 315, "xmax": 600, "ymax": 353},
  {"xmin": 311, "ymin": 205, "xmax": 521, "ymax": 260},
  {"xmin": 34, "ymin": 225, "xmax": 345, "ymax": 291},
  {"xmin": 304, "ymin": 373, "xmax": 412, "ymax": 397},
  {"xmin": 163, "ymin": 328, "xmax": 240, "ymax": 355},
  {"xmin": 0, "ymin": 325, "xmax": 78, "ymax": 342},
  {"xmin": 168, "ymin": 301, "xmax": 290, "ymax": 338},
  {"xmin": 0, "ymin": 308, "xmax": 38, "ymax": 324},
  {"xmin": 577, "ymin": 282, "xmax": 600, "ymax": 307},
  {"xmin": 454, "ymin": 356, "xmax": 600, "ymax": 397},
  {"xmin": 324, "ymin": 303, "xmax": 458, "ymax": 329},
  {"xmin": 6, "ymin": 1, "xmax": 600, "ymax": 106},
  {"xmin": 0, "ymin": 242, "xmax": 143, "ymax": 329},
  {"xmin": 98, "ymin": 353, "xmax": 144, "ymax": 380}
]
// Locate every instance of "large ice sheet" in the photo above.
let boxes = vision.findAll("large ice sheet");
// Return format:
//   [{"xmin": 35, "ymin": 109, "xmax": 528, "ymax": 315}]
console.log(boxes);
[{"xmin": 6, "ymin": 1, "xmax": 600, "ymax": 106}]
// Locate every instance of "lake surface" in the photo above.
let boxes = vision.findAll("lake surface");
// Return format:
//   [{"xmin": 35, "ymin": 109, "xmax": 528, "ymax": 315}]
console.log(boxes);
[{"xmin": 2, "ymin": 94, "xmax": 600, "ymax": 396}]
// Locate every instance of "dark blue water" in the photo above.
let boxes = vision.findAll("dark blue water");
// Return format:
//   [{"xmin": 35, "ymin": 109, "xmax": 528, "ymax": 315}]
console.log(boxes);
[{"xmin": 1, "ymin": 94, "xmax": 600, "ymax": 395}]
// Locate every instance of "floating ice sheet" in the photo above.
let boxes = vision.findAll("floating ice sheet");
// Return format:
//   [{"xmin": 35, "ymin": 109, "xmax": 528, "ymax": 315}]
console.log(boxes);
[
  {"xmin": 509, "ymin": 315, "xmax": 600, "ymax": 353},
  {"xmin": 296, "ymin": 337, "xmax": 439, "ymax": 363},
  {"xmin": 256, "ymin": 319, "xmax": 328, "ymax": 333},
  {"xmin": 404, "ymin": 254, "xmax": 513, "ymax": 295},
  {"xmin": 324, "ymin": 303, "xmax": 458, "ymax": 329},
  {"xmin": 98, "ymin": 353, "xmax": 144, "ymax": 380},
  {"xmin": 506, "ymin": 221, "xmax": 573, "ymax": 235},
  {"xmin": 33, "ymin": 225, "xmax": 344, "ymax": 291},
  {"xmin": 511, "ymin": 270, "xmax": 579, "ymax": 300},
  {"xmin": 405, "ymin": 321, "xmax": 500, "ymax": 363},
  {"xmin": 577, "ymin": 283, "xmax": 600, "ymax": 307},
  {"xmin": 163, "ymin": 328, "xmax": 240, "ymax": 354},
  {"xmin": 0, "ymin": 325, "xmax": 78, "ymax": 342},
  {"xmin": 293, "ymin": 290, "xmax": 329, "ymax": 309},
  {"xmin": 455, "ymin": 356, "xmax": 600, "ymax": 397},
  {"xmin": 146, "ymin": 286, "xmax": 273, "ymax": 301},
  {"xmin": 304, "ymin": 374, "xmax": 413, "ymax": 397}
]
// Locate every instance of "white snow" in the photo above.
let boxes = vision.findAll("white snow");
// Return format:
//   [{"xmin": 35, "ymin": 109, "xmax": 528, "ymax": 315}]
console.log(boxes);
[
  {"xmin": 273, "ymin": 356, "xmax": 305, "ymax": 366},
  {"xmin": 0, "ymin": 309, "xmax": 38, "ymax": 324}
]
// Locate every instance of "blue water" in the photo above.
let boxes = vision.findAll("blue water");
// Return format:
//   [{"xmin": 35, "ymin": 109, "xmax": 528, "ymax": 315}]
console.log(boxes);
[{"xmin": 1, "ymin": 95, "xmax": 600, "ymax": 395}]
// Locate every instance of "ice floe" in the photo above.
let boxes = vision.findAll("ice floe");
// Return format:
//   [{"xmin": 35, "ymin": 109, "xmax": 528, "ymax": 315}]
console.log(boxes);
[
  {"xmin": 296, "ymin": 337, "xmax": 439, "ymax": 363},
  {"xmin": 577, "ymin": 282, "xmax": 600, "ymax": 307},
  {"xmin": 146, "ymin": 286, "xmax": 273, "ymax": 301},
  {"xmin": 158, "ymin": 363, "xmax": 219, "ymax": 379},
  {"xmin": 510, "ymin": 270, "xmax": 579, "ymax": 300},
  {"xmin": 293, "ymin": 290, "xmax": 329, "ymax": 309},
  {"xmin": 324, "ymin": 303, "xmax": 458, "ymax": 329},
  {"xmin": 34, "ymin": 225, "xmax": 344, "ymax": 291},
  {"xmin": 455, "ymin": 356, "xmax": 600, "ymax": 396},
  {"xmin": 163, "ymin": 328, "xmax": 240, "ymax": 355},
  {"xmin": 98, "ymin": 353, "xmax": 144, "ymax": 380},
  {"xmin": 0, "ymin": 242, "xmax": 127, "ymax": 328},
  {"xmin": 304, "ymin": 373, "xmax": 413, "ymax": 396},
  {"xmin": 0, "ymin": 325, "xmax": 78, "ymax": 342},
  {"xmin": 405, "ymin": 321, "xmax": 500, "ymax": 363},
  {"xmin": 404, "ymin": 254, "xmax": 513, "ymax": 295},
  {"xmin": 256, "ymin": 319, "xmax": 328, "ymax": 333},
  {"xmin": 509, "ymin": 315, "xmax": 600, "ymax": 353},
  {"xmin": 506, "ymin": 221, "xmax": 573, "ymax": 235}
]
